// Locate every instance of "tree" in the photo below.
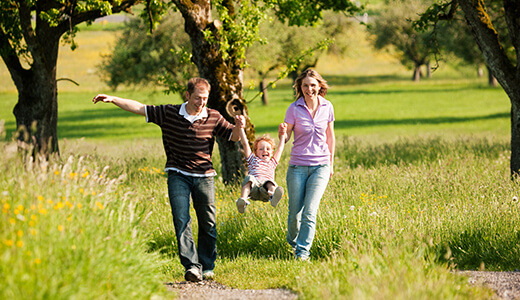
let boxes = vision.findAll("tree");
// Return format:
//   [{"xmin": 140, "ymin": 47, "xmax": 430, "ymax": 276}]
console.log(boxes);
[
  {"xmin": 416, "ymin": 1, "xmax": 520, "ymax": 176},
  {"xmin": 370, "ymin": 0, "xmax": 436, "ymax": 81},
  {"xmin": 0, "ymin": 0, "xmax": 140, "ymax": 154},
  {"xmin": 99, "ymin": 10, "xmax": 197, "ymax": 95}
]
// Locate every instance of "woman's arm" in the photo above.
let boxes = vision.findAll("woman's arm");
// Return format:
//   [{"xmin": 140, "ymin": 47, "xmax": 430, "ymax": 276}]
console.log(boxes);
[{"xmin": 326, "ymin": 121, "xmax": 335, "ymax": 176}]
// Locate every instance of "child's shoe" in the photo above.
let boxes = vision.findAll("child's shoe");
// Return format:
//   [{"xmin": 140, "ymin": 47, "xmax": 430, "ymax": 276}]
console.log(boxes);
[
  {"xmin": 270, "ymin": 186, "xmax": 284, "ymax": 208},
  {"xmin": 236, "ymin": 198, "xmax": 250, "ymax": 214}
]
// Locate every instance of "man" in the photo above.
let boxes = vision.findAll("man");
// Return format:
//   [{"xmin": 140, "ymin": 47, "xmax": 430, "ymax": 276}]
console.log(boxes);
[{"xmin": 93, "ymin": 78, "xmax": 243, "ymax": 282}]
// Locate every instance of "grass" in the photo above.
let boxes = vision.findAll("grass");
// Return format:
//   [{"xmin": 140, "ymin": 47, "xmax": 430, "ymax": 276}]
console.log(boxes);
[{"xmin": 0, "ymin": 20, "xmax": 517, "ymax": 299}]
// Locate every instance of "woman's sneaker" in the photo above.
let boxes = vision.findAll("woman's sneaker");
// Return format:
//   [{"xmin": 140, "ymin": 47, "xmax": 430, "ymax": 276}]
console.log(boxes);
[
  {"xmin": 236, "ymin": 198, "xmax": 250, "ymax": 214},
  {"xmin": 270, "ymin": 186, "xmax": 284, "ymax": 208}
]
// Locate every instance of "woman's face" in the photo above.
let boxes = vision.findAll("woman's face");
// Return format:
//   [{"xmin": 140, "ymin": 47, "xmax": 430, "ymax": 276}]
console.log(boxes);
[{"xmin": 301, "ymin": 76, "xmax": 320, "ymax": 102}]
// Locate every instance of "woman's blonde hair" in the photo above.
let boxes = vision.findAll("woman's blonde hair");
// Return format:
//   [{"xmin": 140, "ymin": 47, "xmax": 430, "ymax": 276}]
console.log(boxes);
[{"xmin": 293, "ymin": 69, "xmax": 329, "ymax": 100}]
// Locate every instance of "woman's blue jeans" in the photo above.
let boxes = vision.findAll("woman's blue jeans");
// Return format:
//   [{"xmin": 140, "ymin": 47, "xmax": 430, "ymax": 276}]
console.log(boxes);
[
  {"xmin": 167, "ymin": 171, "xmax": 217, "ymax": 272},
  {"xmin": 286, "ymin": 164, "xmax": 330, "ymax": 259}
]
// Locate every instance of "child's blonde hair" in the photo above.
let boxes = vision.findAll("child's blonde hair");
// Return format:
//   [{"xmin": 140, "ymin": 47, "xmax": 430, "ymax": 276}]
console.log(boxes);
[{"xmin": 252, "ymin": 134, "xmax": 276, "ymax": 153}]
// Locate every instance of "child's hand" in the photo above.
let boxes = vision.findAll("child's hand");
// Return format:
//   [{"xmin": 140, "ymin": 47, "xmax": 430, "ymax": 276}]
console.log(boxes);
[
  {"xmin": 278, "ymin": 123, "xmax": 286, "ymax": 134},
  {"xmin": 234, "ymin": 115, "xmax": 246, "ymax": 128},
  {"xmin": 278, "ymin": 122, "xmax": 287, "ymax": 138}
]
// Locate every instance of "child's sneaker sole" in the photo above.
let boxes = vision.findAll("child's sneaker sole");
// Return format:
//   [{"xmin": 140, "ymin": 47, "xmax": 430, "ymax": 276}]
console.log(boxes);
[
  {"xmin": 236, "ymin": 198, "xmax": 249, "ymax": 213},
  {"xmin": 270, "ymin": 186, "xmax": 284, "ymax": 208}
]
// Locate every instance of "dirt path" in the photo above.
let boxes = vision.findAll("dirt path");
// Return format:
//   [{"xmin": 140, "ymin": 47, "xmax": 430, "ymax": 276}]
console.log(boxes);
[
  {"xmin": 165, "ymin": 281, "xmax": 298, "ymax": 300},
  {"xmin": 165, "ymin": 271, "xmax": 520, "ymax": 299},
  {"xmin": 460, "ymin": 271, "xmax": 520, "ymax": 300}
]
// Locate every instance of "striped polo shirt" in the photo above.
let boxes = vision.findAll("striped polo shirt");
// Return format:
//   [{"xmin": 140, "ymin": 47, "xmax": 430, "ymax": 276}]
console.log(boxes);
[
  {"xmin": 246, "ymin": 153, "xmax": 278, "ymax": 183},
  {"xmin": 146, "ymin": 104, "xmax": 234, "ymax": 176}
]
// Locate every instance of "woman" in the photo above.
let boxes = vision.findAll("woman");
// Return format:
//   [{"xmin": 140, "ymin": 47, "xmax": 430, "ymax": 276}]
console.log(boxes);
[{"xmin": 281, "ymin": 69, "xmax": 335, "ymax": 261}]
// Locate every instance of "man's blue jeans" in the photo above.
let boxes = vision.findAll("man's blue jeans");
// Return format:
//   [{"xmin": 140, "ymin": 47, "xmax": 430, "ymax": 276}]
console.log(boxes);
[
  {"xmin": 286, "ymin": 164, "xmax": 330, "ymax": 260},
  {"xmin": 167, "ymin": 171, "xmax": 217, "ymax": 272}
]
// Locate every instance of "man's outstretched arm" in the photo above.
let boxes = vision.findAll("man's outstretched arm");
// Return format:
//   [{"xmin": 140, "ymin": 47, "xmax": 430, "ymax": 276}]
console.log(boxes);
[{"xmin": 92, "ymin": 94, "xmax": 146, "ymax": 116}]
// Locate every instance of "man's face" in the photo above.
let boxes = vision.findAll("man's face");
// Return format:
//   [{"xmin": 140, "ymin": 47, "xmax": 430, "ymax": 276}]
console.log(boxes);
[{"xmin": 186, "ymin": 85, "xmax": 209, "ymax": 115}]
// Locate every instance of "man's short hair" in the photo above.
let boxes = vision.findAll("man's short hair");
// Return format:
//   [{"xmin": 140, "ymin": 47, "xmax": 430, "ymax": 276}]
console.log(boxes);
[{"xmin": 187, "ymin": 78, "xmax": 211, "ymax": 94}]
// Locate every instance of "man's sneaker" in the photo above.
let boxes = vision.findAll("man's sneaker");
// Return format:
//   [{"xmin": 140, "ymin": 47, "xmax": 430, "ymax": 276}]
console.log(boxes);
[
  {"xmin": 203, "ymin": 270, "xmax": 215, "ymax": 280},
  {"xmin": 236, "ymin": 198, "xmax": 250, "ymax": 214},
  {"xmin": 184, "ymin": 268, "xmax": 202, "ymax": 282},
  {"xmin": 270, "ymin": 186, "xmax": 284, "ymax": 208}
]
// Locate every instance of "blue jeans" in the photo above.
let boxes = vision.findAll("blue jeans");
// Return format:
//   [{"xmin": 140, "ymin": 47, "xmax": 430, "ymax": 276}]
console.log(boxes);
[
  {"xmin": 286, "ymin": 164, "xmax": 330, "ymax": 259},
  {"xmin": 167, "ymin": 171, "xmax": 217, "ymax": 272}
]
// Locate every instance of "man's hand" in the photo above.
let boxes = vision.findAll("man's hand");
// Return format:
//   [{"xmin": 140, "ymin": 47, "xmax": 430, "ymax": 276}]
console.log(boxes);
[
  {"xmin": 234, "ymin": 115, "xmax": 246, "ymax": 128},
  {"xmin": 92, "ymin": 94, "xmax": 114, "ymax": 104}
]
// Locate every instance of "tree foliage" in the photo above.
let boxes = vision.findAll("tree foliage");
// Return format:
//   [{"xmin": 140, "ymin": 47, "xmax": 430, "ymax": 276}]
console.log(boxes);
[
  {"xmin": 370, "ymin": 0, "xmax": 436, "ymax": 81},
  {"xmin": 99, "ymin": 10, "xmax": 196, "ymax": 94},
  {"xmin": 100, "ymin": 10, "xmax": 356, "ymax": 105}
]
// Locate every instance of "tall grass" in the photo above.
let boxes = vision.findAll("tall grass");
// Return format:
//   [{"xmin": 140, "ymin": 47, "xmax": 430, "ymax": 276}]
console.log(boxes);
[
  {"xmin": 2, "ymin": 131, "xmax": 517, "ymax": 298},
  {"xmin": 0, "ymin": 146, "xmax": 171, "ymax": 299}
]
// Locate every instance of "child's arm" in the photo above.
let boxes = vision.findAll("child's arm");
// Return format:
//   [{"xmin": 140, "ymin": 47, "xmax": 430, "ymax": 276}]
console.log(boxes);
[
  {"xmin": 235, "ymin": 115, "xmax": 252, "ymax": 158},
  {"xmin": 93, "ymin": 94, "xmax": 146, "ymax": 116},
  {"xmin": 273, "ymin": 123, "xmax": 287, "ymax": 162}
]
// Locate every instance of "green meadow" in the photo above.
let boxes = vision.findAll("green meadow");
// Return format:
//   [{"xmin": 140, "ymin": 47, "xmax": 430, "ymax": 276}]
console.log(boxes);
[{"xmin": 0, "ymin": 24, "xmax": 517, "ymax": 299}]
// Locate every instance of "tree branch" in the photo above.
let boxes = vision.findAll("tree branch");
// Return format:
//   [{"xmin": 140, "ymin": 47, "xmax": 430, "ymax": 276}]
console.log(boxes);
[
  {"xmin": 458, "ymin": 0, "xmax": 516, "ymax": 91},
  {"xmin": 0, "ymin": 28, "xmax": 25, "ymax": 89}
]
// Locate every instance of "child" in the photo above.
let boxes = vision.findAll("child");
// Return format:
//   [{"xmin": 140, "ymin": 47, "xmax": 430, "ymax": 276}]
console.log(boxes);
[{"xmin": 236, "ymin": 121, "xmax": 287, "ymax": 213}]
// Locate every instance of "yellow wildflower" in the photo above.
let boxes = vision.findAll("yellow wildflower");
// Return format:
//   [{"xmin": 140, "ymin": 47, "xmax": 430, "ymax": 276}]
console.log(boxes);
[{"xmin": 16, "ymin": 241, "xmax": 24, "ymax": 248}]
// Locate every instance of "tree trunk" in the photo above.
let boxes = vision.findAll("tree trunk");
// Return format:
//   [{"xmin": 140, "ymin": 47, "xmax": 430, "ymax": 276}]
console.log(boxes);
[
  {"xmin": 12, "ymin": 70, "xmax": 59, "ymax": 154},
  {"xmin": 412, "ymin": 64, "xmax": 421, "ymax": 82},
  {"xmin": 457, "ymin": 0, "xmax": 520, "ymax": 176},
  {"xmin": 486, "ymin": 65, "xmax": 498, "ymax": 87},
  {"xmin": 173, "ymin": 0, "xmax": 254, "ymax": 183},
  {"xmin": 260, "ymin": 78, "xmax": 269, "ymax": 106}
]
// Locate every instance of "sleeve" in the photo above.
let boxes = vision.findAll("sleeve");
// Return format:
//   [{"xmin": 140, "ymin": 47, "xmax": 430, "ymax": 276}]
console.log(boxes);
[
  {"xmin": 328, "ymin": 102, "xmax": 335, "ymax": 123},
  {"xmin": 284, "ymin": 103, "xmax": 295, "ymax": 124},
  {"xmin": 213, "ymin": 111, "xmax": 235, "ymax": 138},
  {"xmin": 145, "ymin": 105, "xmax": 166, "ymax": 126}
]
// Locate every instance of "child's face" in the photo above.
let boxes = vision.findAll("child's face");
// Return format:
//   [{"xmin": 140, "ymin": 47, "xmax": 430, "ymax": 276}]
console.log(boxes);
[{"xmin": 255, "ymin": 140, "xmax": 273, "ymax": 161}]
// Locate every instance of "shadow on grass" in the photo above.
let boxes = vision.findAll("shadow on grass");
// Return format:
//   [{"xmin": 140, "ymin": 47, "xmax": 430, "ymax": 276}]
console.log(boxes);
[
  {"xmin": 437, "ymin": 229, "xmax": 520, "ymax": 271},
  {"xmin": 334, "ymin": 112, "xmax": 509, "ymax": 130},
  {"xmin": 253, "ymin": 111, "xmax": 509, "ymax": 135}
]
